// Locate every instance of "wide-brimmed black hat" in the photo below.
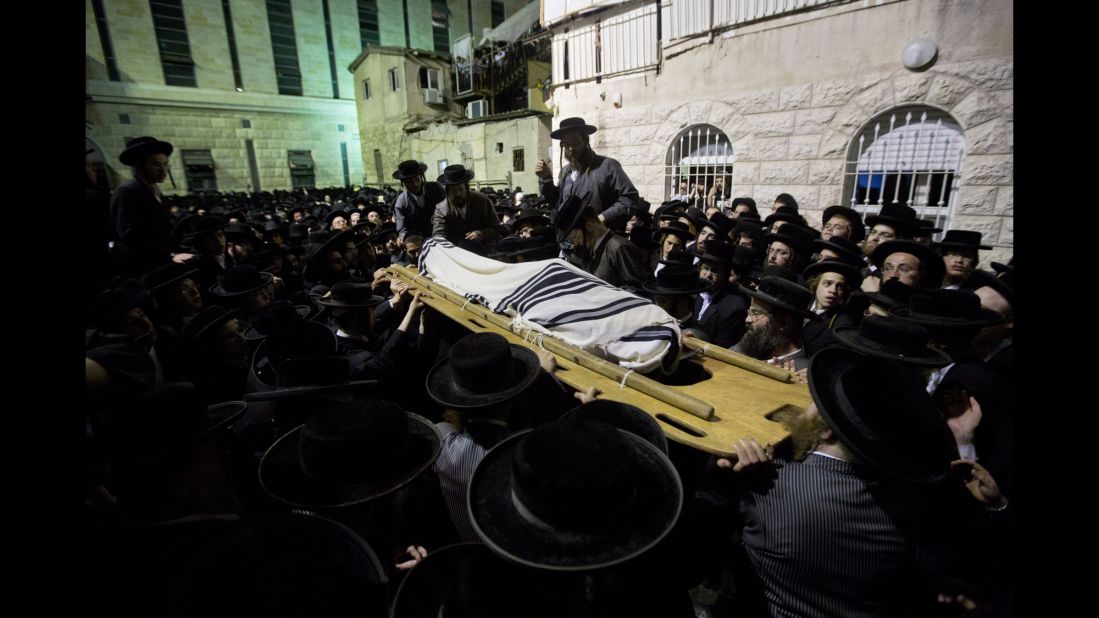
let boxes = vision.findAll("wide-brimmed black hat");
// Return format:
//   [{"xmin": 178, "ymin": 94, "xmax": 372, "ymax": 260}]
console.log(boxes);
[
  {"xmin": 643, "ymin": 262, "xmax": 712, "ymax": 296},
  {"xmin": 763, "ymin": 210, "xmax": 806, "ymax": 230},
  {"xmin": 305, "ymin": 230, "xmax": 355, "ymax": 269},
  {"xmin": 812, "ymin": 235, "xmax": 863, "ymax": 266},
  {"xmin": 865, "ymin": 278, "xmax": 914, "ymax": 311},
  {"xmin": 562, "ymin": 400, "xmax": 668, "ymax": 455},
  {"xmin": 179, "ymin": 215, "xmax": 227, "ymax": 239},
  {"xmin": 183, "ymin": 305, "xmax": 240, "ymax": 342},
  {"xmin": 209, "ymin": 266, "xmax": 274, "ymax": 298},
  {"xmin": 701, "ymin": 211, "xmax": 734, "ymax": 239},
  {"xmin": 870, "ymin": 239, "xmax": 946, "ymax": 288},
  {"xmin": 241, "ymin": 305, "xmax": 312, "ymax": 343},
  {"xmin": 551, "ymin": 195, "xmax": 592, "ymax": 243},
  {"xmin": 739, "ymin": 276, "xmax": 820, "ymax": 320},
  {"xmin": 513, "ymin": 207, "xmax": 552, "ymax": 229},
  {"xmin": 391, "ymin": 543, "xmax": 588, "ymax": 618},
  {"xmin": 990, "ymin": 259, "xmax": 1013, "ymax": 276},
  {"xmin": 224, "ymin": 222, "xmax": 260, "ymax": 244},
  {"xmin": 259, "ymin": 399, "xmax": 441, "ymax": 509},
  {"xmin": 119, "ymin": 136, "xmax": 173, "ymax": 166},
  {"xmin": 730, "ymin": 245, "xmax": 759, "ymax": 276},
  {"xmin": 808, "ymin": 347, "xmax": 958, "ymax": 483},
  {"xmin": 967, "ymin": 269, "xmax": 1014, "ymax": 307},
  {"xmin": 832, "ymin": 315, "xmax": 951, "ymax": 367},
  {"xmin": 263, "ymin": 220, "xmax": 289, "ymax": 235},
  {"xmin": 425, "ymin": 332, "xmax": 541, "ymax": 409},
  {"xmin": 916, "ymin": 218, "xmax": 943, "ymax": 236},
  {"xmin": 550, "ymin": 117, "xmax": 598, "ymax": 139},
  {"xmin": 370, "ymin": 222, "xmax": 398, "ymax": 243},
  {"xmin": 287, "ymin": 206, "xmax": 306, "ymax": 219},
  {"xmin": 89, "ymin": 278, "xmax": 155, "ymax": 329},
  {"xmin": 287, "ymin": 223, "xmax": 310, "ymax": 241},
  {"xmin": 802, "ymin": 259, "xmax": 864, "ymax": 288},
  {"xmin": 683, "ymin": 207, "xmax": 709, "ymax": 234},
  {"xmin": 315, "ymin": 281, "xmax": 384, "ymax": 308},
  {"xmin": 161, "ymin": 513, "xmax": 388, "ymax": 618},
  {"xmin": 437, "ymin": 164, "xmax": 475, "ymax": 186},
  {"xmin": 468, "ymin": 418, "xmax": 682, "ymax": 570},
  {"xmin": 764, "ymin": 223, "xmax": 814, "ymax": 257},
  {"xmin": 698, "ymin": 240, "xmax": 736, "ymax": 266},
  {"xmin": 935, "ymin": 229, "xmax": 992, "ymax": 252},
  {"xmin": 735, "ymin": 211, "xmax": 765, "ymax": 227},
  {"xmin": 729, "ymin": 196, "xmax": 757, "ymax": 212},
  {"xmin": 890, "ymin": 288, "xmax": 1004, "ymax": 330},
  {"xmin": 821, "ymin": 205, "xmax": 867, "ymax": 242},
  {"xmin": 141, "ymin": 262, "xmax": 199, "ymax": 293},
  {"xmin": 653, "ymin": 220, "xmax": 694, "ymax": 245},
  {"xmin": 324, "ymin": 209, "xmax": 350, "ymax": 226},
  {"xmin": 488, "ymin": 231, "xmax": 560, "ymax": 261},
  {"xmin": 393, "ymin": 159, "xmax": 429, "ymax": 180},
  {"xmin": 864, "ymin": 203, "xmax": 919, "ymax": 238}
]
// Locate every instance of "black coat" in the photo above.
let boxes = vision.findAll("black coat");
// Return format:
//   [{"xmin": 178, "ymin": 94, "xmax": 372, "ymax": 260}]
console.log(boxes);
[
  {"xmin": 693, "ymin": 287, "xmax": 748, "ymax": 348},
  {"xmin": 109, "ymin": 178, "xmax": 177, "ymax": 276}
]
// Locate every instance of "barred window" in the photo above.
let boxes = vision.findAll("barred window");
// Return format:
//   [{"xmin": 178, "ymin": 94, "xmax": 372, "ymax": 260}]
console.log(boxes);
[{"xmin": 664, "ymin": 124, "xmax": 733, "ymax": 205}]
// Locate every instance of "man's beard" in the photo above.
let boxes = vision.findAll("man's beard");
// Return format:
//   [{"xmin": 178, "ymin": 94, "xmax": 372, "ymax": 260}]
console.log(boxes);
[
  {"xmin": 786, "ymin": 411, "xmax": 830, "ymax": 462},
  {"xmin": 565, "ymin": 146, "xmax": 591, "ymax": 167},
  {"xmin": 738, "ymin": 320, "xmax": 785, "ymax": 360}
]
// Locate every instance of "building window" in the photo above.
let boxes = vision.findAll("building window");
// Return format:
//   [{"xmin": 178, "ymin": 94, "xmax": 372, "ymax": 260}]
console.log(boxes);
[
  {"xmin": 843, "ymin": 106, "xmax": 966, "ymax": 232},
  {"xmin": 664, "ymin": 124, "xmax": 733, "ymax": 204},
  {"xmin": 388, "ymin": 67, "xmax": 400, "ymax": 91},
  {"xmin": 492, "ymin": 1, "xmax": 505, "ymax": 27},
  {"xmin": 150, "ymin": 0, "xmax": 197, "ymax": 87},
  {"xmin": 513, "ymin": 148, "xmax": 525, "ymax": 172},
  {"xmin": 91, "ymin": 0, "xmax": 121, "ymax": 82},
  {"xmin": 419, "ymin": 67, "xmax": 441, "ymax": 90},
  {"xmin": 288, "ymin": 150, "xmax": 315, "ymax": 188},
  {"xmin": 182, "ymin": 150, "xmax": 218, "ymax": 192},
  {"xmin": 358, "ymin": 0, "xmax": 380, "ymax": 47},
  {"xmin": 266, "ymin": 0, "xmax": 303, "ymax": 96},
  {"xmin": 363, "ymin": 79, "xmax": 371, "ymax": 99},
  {"xmin": 431, "ymin": 0, "xmax": 449, "ymax": 54},
  {"xmin": 222, "ymin": 0, "xmax": 244, "ymax": 90}
]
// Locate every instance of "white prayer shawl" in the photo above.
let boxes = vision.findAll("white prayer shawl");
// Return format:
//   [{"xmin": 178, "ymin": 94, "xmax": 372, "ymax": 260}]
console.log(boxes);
[{"xmin": 419, "ymin": 239, "xmax": 680, "ymax": 373}]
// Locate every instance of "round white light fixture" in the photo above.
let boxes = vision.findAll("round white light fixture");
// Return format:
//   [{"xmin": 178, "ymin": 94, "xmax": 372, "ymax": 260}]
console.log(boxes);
[{"xmin": 902, "ymin": 39, "xmax": 938, "ymax": 71}]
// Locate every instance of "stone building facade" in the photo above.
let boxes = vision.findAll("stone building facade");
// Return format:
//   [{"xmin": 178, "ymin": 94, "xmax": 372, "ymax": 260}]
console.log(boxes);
[{"xmin": 542, "ymin": 0, "xmax": 1013, "ymax": 263}]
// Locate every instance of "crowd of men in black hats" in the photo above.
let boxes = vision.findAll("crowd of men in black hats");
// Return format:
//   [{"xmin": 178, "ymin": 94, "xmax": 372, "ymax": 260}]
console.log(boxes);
[{"xmin": 84, "ymin": 128, "xmax": 1014, "ymax": 617}]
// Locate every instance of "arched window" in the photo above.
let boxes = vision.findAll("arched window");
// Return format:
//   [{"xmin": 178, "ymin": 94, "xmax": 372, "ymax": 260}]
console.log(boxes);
[
  {"xmin": 843, "ymin": 106, "xmax": 965, "ymax": 232},
  {"xmin": 664, "ymin": 124, "xmax": 733, "ymax": 206}
]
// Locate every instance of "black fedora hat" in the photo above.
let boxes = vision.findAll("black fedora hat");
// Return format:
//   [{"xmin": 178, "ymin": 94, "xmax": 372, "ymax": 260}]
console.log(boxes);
[
  {"xmin": 658, "ymin": 248, "xmax": 696, "ymax": 268},
  {"xmin": 550, "ymin": 116, "xmax": 598, "ymax": 139},
  {"xmin": 119, "ymin": 136, "xmax": 173, "ymax": 166},
  {"xmin": 315, "ymin": 281, "xmax": 384, "ymax": 308},
  {"xmin": 263, "ymin": 219, "xmax": 289, "ymax": 235},
  {"xmin": 179, "ymin": 215, "xmax": 227, "ymax": 239},
  {"xmin": 209, "ymin": 265, "xmax": 274, "ymax": 298},
  {"xmin": 698, "ymin": 240, "xmax": 735, "ymax": 266},
  {"xmin": 916, "ymin": 218, "xmax": 943, "ymax": 236},
  {"xmin": 864, "ymin": 203, "xmax": 919, "ymax": 237},
  {"xmin": 391, "ymin": 543, "xmax": 589, "ymax": 618},
  {"xmin": 287, "ymin": 206, "xmax": 306, "ymax": 220},
  {"xmin": 425, "ymin": 332, "xmax": 541, "ymax": 409},
  {"xmin": 392, "ymin": 159, "xmax": 428, "ymax": 180},
  {"xmin": 324, "ymin": 209, "xmax": 350, "ymax": 226},
  {"xmin": 643, "ymin": 262, "xmax": 712, "ymax": 296},
  {"xmin": 183, "ymin": 305, "xmax": 240, "ymax": 342},
  {"xmin": 162, "ymin": 513, "xmax": 388, "ymax": 618},
  {"xmin": 437, "ymin": 164, "xmax": 475, "ymax": 186},
  {"xmin": 370, "ymin": 222, "xmax": 398, "ymax": 243},
  {"xmin": 802, "ymin": 258, "xmax": 864, "ymax": 288},
  {"xmin": 890, "ymin": 288, "xmax": 1004, "ymax": 330},
  {"xmin": 702, "ymin": 211, "xmax": 734, "ymax": 238},
  {"xmin": 808, "ymin": 347, "xmax": 958, "ymax": 483},
  {"xmin": 936, "ymin": 229, "xmax": 992, "ymax": 252},
  {"xmin": 763, "ymin": 210, "xmax": 806, "ymax": 230},
  {"xmin": 513, "ymin": 207, "xmax": 552, "ymax": 229},
  {"xmin": 224, "ymin": 222, "xmax": 259, "ymax": 242},
  {"xmin": 551, "ymin": 194, "xmax": 592, "ymax": 243},
  {"xmin": 654, "ymin": 220, "xmax": 694, "ymax": 243},
  {"xmin": 683, "ymin": 207, "xmax": 709, "ymax": 234},
  {"xmin": 821, "ymin": 205, "xmax": 867, "ymax": 242},
  {"xmin": 288, "ymin": 223, "xmax": 310, "ymax": 240},
  {"xmin": 259, "ymin": 399, "xmax": 441, "ymax": 509},
  {"xmin": 305, "ymin": 230, "xmax": 355, "ymax": 269},
  {"xmin": 89, "ymin": 278, "xmax": 154, "ymax": 329},
  {"xmin": 561, "ymin": 400, "xmax": 668, "ymax": 455},
  {"xmin": 764, "ymin": 223, "xmax": 814, "ymax": 257},
  {"xmin": 730, "ymin": 245, "xmax": 759, "ymax": 276},
  {"xmin": 729, "ymin": 196, "xmax": 757, "ymax": 213},
  {"xmin": 990, "ymin": 259, "xmax": 1013, "ymax": 275},
  {"xmin": 241, "ymin": 305, "xmax": 312, "ymax": 343},
  {"xmin": 141, "ymin": 261, "xmax": 199, "ymax": 293},
  {"xmin": 968, "ymin": 269, "xmax": 1014, "ymax": 307},
  {"xmin": 870, "ymin": 239, "xmax": 946, "ymax": 288},
  {"xmin": 735, "ymin": 211, "xmax": 765, "ymax": 227},
  {"xmin": 739, "ymin": 276, "xmax": 820, "ymax": 320},
  {"xmin": 865, "ymin": 278, "xmax": 914, "ymax": 311},
  {"xmin": 812, "ymin": 235, "xmax": 863, "ymax": 266},
  {"xmin": 832, "ymin": 315, "xmax": 952, "ymax": 367},
  {"xmin": 468, "ymin": 418, "xmax": 682, "ymax": 570}
]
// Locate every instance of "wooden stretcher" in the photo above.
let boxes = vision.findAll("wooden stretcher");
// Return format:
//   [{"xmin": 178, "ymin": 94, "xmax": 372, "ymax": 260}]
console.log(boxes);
[{"xmin": 385, "ymin": 265, "xmax": 810, "ymax": 458}]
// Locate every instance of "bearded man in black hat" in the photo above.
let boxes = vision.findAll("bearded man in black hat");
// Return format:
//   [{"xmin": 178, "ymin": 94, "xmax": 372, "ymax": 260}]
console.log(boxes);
[
  {"xmin": 860, "ymin": 202, "xmax": 920, "ymax": 258},
  {"xmin": 553, "ymin": 195, "xmax": 649, "ymax": 290},
  {"xmin": 692, "ymin": 242, "xmax": 748, "ymax": 348},
  {"xmin": 392, "ymin": 160, "xmax": 446, "ymax": 241},
  {"xmin": 732, "ymin": 275, "xmax": 821, "ymax": 371},
  {"xmin": 431, "ymin": 165, "xmax": 500, "ymax": 251},
  {"xmin": 535, "ymin": 116, "xmax": 641, "ymax": 232},
  {"xmin": 110, "ymin": 136, "xmax": 194, "ymax": 276}
]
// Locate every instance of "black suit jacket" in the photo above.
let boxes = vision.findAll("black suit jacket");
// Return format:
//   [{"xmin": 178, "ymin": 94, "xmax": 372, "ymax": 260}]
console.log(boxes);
[
  {"xmin": 693, "ymin": 287, "xmax": 748, "ymax": 348},
  {"xmin": 109, "ymin": 178, "xmax": 177, "ymax": 276}
]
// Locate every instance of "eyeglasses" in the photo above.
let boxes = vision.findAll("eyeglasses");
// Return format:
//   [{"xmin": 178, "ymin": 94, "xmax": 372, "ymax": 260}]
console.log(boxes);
[
  {"xmin": 748, "ymin": 307, "xmax": 771, "ymax": 319},
  {"xmin": 867, "ymin": 229, "xmax": 896, "ymax": 241},
  {"xmin": 882, "ymin": 263, "xmax": 917, "ymax": 275}
]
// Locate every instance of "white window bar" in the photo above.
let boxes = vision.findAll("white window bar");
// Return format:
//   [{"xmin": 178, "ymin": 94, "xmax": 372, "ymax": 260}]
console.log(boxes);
[
  {"xmin": 891, "ymin": 111, "xmax": 912, "ymax": 206},
  {"xmin": 905, "ymin": 111, "xmax": 929, "ymax": 208}
]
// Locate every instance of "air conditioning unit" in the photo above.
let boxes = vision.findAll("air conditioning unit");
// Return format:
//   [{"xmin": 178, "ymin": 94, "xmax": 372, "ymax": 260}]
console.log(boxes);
[
  {"xmin": 423, "ymin": 88, "xmax": 444, "ymax": 105},
  {"xmin": 466, "ymin": 99, "xmax": 487, "ymax": 119}
]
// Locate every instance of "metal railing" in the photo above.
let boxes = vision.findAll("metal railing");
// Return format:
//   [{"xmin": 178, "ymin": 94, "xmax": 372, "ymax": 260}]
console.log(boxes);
[
  {"xmin": 666, "ymin": 0, "xmax": 844, "ymax": 41},
  {"xmin": 551, "ymin": 3, "xmax": 660, "ymax": 87}
]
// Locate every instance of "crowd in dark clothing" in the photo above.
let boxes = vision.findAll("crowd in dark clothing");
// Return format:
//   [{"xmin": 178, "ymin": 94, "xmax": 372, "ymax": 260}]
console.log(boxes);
[{"xmin": 84, "ymin": 137, "xmax": 1014, "ymax": 617}]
